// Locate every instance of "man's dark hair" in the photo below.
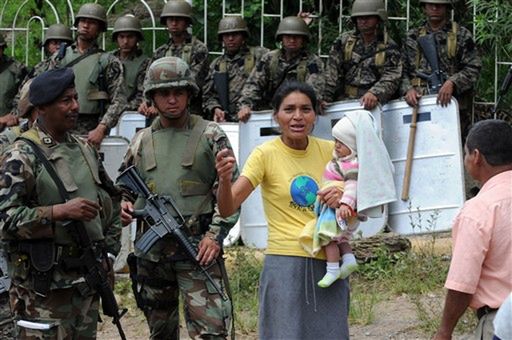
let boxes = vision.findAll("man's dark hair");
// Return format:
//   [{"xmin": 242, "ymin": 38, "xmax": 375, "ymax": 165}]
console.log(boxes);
[
  {"xmin": 465, "ymin": 119, "xmax": 512, "ymax": 166},
  {"xmin": 271, "ymin": 80, "xmax": 318, "ymax": 113}
]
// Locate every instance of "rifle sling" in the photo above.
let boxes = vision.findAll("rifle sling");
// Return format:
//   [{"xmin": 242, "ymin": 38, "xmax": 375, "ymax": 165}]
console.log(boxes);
[
  {"xmin": 19, "ymin": 138, "xmax": 70, "ymax": 201},
  {"xmin": 64, "ymin": 48, "xmax": 101, "ymax": 69}
]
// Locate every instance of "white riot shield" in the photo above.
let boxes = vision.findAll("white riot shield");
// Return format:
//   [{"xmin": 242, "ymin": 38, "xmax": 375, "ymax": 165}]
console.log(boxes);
[
  {"xmin": 218, "ymin": 123, "xmax": 241, "ymax": 247},
  {"xmin": 99, "ymin": 136, "xmax": 132, "ymax": 272},
  {"xmin": 99, "ymin": 136, "xmax": 129, "ymax": 180},
  {"xmin": 381, "ymin": 95, "xmax": 465, "ymax": 234},
  {"xmin": 239, "ymin": 102, "xmax": 388, "ymax": 248},
  {"xmin": 110, "ymin": 111, "xmax": 147, "ymax": 142}
]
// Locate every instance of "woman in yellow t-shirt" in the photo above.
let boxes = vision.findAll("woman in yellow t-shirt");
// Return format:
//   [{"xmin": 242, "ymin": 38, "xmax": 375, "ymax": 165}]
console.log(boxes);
[{"xmin": 216, "ymin": 81, "xmax": 350, "ymax": 339}]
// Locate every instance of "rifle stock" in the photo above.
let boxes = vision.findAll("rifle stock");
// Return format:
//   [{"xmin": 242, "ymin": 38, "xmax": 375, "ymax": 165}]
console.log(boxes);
[
  {"xmin": 417, "ymin": 34, "xmax": 445, "ymax": 94},
  {"xmin": 65, "ymin": 221, "xmax": 127, "ymax": 340},
  {"xmin": 117, "ymin": 166, "xmax": 228, "ymax": 301}
]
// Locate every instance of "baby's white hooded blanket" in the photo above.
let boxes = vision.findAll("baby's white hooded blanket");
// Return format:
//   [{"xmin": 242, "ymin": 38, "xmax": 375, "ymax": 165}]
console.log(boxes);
[{"xmin": 344, "ymin": 109, "xmax": 396, "ymax": 218}]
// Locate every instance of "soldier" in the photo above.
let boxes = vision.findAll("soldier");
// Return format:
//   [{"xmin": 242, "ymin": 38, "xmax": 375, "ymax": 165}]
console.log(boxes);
[
  {"xmin": 11, "ymin": 23, "xmax": 73, "ymax": 116},
  {"xmin": 323, "ymin": 0, "xmax": 402, "ymax": 110},
  {"xmin": 0, "ymin": 80, "xmax": 35, "ymax": 155},
  {"xmin": 401, "ymin": 0, "xmax": 481, "ymax": 139},
  {"xmin": 236, "ymin": 16, "xmax": 324, "ymax": 122},
  {"xmin": 33, "ymin": 23, "xmax": 74, "ymax": 76},
  {"xmin": 47, "ymin": 3, "xmax": 126, "ymax": 147},
  {"xmin": 120, "ymin": 57, "xmax": 238, "ymax": 339},
  {"xmin": 0, "ymin": 79, "xmax": 34, "ymax": 338},
  {"xmin": 0, "ymin": 67, "xmax": 122, "ymax": 338},
  {"xmin": 111, "ymin": 15, "xmax": 150, "ymax": 112},
  {"xmin": 141, "ymin": 0, "xmax": 209, "ymax": 117},
  {"xmin": 0, "ymin": 34, "xmax": 27, "ymax": 130},
  {"xmin": 202, "ymin": 16, "xmax": 268, "ymax": 122}
]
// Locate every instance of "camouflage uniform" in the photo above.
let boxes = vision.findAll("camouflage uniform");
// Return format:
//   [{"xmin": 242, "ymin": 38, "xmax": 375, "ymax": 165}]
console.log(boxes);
[
  {"xmin": 120, "ymin": 115, "xmax": 238, "ymax": 339},
  {"xmin": 401, "ymin": 20, "xmax": 482, "ymax": 137},
  {"xmin": 151, "ymin": 34, "xmax": 209, "ymax": 91},
  {"xmin": 203, "ymin": 45, "xmax": 268, "ymax": 121},
  {"xmin": 238, "ymin": 48, "xmax": 324, "ymax": 110},
  {"xmin": 46, "ymin": 42, "xmax": 126, "ymax": 134},
  {"xmin": 0, "ymin": 55, "xmax": 26, "ymax": 117},
  {"xmin": 0, "ymin": 123, "xmax": 122, "ymax": 338},
  {"xmin": 0, "ymin": 121, "xmax": 30, "ymax": 155},
  {"xmin": 323, "ymin": 31, "xmax": 402, "ymax": 103},
  {"xmin": 112, "ymin": 49, "xmax": 150, "ymax": 111}
]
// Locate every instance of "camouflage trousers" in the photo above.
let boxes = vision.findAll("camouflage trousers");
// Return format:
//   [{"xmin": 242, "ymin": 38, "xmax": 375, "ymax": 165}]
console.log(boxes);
[
  {"xmin": 9, "ymin": 284, "xmax": 99, "ymax": 339},
  {"xmin": 136, "ymin": 257, "xmax": 232, "ymax": 340}
]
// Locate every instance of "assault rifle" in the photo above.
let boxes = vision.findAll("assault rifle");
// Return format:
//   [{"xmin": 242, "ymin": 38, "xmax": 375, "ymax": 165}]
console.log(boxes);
[
  {"xmin": 63, "ymin": 221, "xmax": 127, "ymax": 340},
  {"xmin": 18, "ymin": 137, "xmax": 127, "ymax": 340},
  {"xmin": 417, "ymin": 34, "xmax": 446, "ymax": 94},
  {"xmin": 213, "ymin": 72, "xmax": 230, "ymax": 115},
  {"xmin": 117, "ymin": 165, "xmax": 228, "ymax": 301},
  {"xmin": 493, "ymin": 65, "xmax": 512, "ymax": 114}
]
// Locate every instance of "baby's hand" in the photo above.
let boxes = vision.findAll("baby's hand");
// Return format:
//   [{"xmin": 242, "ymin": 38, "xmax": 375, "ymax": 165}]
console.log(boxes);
[{"xmin": 336, "ymin": 204, "xmax": 352, "ymax": 220}]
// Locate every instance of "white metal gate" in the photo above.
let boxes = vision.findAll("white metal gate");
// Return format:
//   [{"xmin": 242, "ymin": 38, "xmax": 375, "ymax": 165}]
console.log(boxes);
[{"xmin": 0, "ymin": 0, "xmax": 508, "ymax": 113}]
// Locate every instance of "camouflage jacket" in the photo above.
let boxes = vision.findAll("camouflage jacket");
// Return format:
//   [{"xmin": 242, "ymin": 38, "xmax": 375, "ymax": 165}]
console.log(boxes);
[
  {"xmin": 400, "ymin": 20, "xmax": 482, "ymax": 97},
  {"xmin": 0, "ymin": 123, "xmax": 122, "ymax": 289},
  {"xmin": 111, "ymin": 49, "xmax": 150, "ymax": 112},
  {"xmin": 48, "ymin": 41, "xmax": 127, "ymax": 129},
  {"xmin": 11, "ymin": 58, "xmax": 52, "ymax": 116},
  {"xmin": 119, "ymin": 114, "xmax": 239, "ymax": 262},
  {"xmin": 238, "ymin": 48, "xmax": 324, "ymax": 110},
  {"xmin": 0, "ymin": 120, "xmax": 29, "ymax": 155},
  {"xmin": 323, "ymin": 31, "xmax": 402, "ymax": 104},
  {"xmin": 0, "ymin": 55, "xmax": 27, "ymax": 116},
  {"xmin": 151, "ymin": 33, "xmax": 209, "ymax": 89},
  {"xmin": 202, "ymin": 45, "xmax": 268, "ymax": 121}
]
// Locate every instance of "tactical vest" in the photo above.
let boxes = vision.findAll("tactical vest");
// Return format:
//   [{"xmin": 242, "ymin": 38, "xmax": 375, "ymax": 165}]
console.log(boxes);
[
  {"xmin": 344, "ymin": 32, "xmax": 388, "ymax": 67},
  {"xmin": 133, "ymin": 115, "xmax": 215, "ymax": 217},
  {"xmin": 412, "ymin": 22, "xmax": 458, "ymax": 88},
  {"xmin": 62, "ymin": 46, "xmax": 110, "ymax": 114},
  {"xmin": 20, "ymin": 129, "xmax": 105, "ymax": 245},
  {"xmin": 165, "ymin": 36, "xmax": 197, "ymax": 65},
  {"xmin": 218, "ymin": 47, "xmax": 256, "ymax": 75},
  {"xmin": 121, "ymin": 53, "xmax": 147, "ymax": 100},
  {"xmin": 0, "ymin": 60, "xmax": 17, "ymax": 116},
  {"xmin": 269, "ymin": 49, "xmax": 308, "ymax": 83},
  {"xmin": 416, "ymin": 22, "xmax": 458, "ymax": 67}
]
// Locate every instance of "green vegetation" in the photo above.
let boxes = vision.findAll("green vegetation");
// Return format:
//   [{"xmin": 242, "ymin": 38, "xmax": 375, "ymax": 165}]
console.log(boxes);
[{"xmin": 1, "ymin": 0, "xmax": 510, "ymax": 108}]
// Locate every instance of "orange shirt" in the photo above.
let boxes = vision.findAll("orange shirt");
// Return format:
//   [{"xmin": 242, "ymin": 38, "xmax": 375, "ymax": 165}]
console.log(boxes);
[{"xmin": 445, "ymin": 170, "xmax": 512, "ymax": 309}]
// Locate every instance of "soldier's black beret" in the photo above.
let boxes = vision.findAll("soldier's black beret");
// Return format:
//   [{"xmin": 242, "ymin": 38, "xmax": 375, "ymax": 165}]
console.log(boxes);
[{"xmin": 29, "ymin": 67, "xmax": 75, "ymax": 106}]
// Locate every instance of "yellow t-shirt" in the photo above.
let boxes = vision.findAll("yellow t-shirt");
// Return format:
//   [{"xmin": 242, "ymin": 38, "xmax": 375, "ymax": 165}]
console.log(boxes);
[{"xmin": 241, "ymin": 136, "xmax": 334, "ymax": 259}]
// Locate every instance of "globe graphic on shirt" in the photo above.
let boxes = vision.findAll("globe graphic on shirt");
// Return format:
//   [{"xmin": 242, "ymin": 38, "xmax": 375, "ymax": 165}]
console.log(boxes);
[{"xmin": 290, "ymin": 175, "xmax": 319, "ymax": 207}]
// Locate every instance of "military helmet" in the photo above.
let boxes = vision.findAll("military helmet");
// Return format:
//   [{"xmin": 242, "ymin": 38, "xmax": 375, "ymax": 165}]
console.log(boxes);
[
  {"xmin": 143, "ymin": 56, "xmax": 199, "ymax": 101},
  {"xmin": 112, "ymin": 15, "xmax": 144, "ymax": 41},
  {"xmin": 217, "ymin": 16, "xmax": 249, "ymax": 39},
  {"xmin": 160, "ymin": 0, "xmax": 193, "ymax": 26},
  {"xmin": 275, "ymin": 16, "xmax": 310, "ymax": 40},
  {"xmin": 17, "ymin": 79, "xmax": 34, "ymax": 118},
  {"xmin": 0, "ymin": 35, "xmax": 6, "ymax": 48},
  {"xmin": 74, "ymin": 3, "xmax": 108, "ymax": 32},
  {"xmin": 44, "ymin": 23, "xmax": 73, "ymax": 46},
  {"xmin": 351, "ymin": 0, "xmax": 388, "ymax": 21}
]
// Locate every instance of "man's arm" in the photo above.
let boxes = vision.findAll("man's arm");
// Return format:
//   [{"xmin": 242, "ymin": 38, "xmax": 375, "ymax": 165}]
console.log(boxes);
[{"xmin": 433, "ymin": 289, "xmax": 473, "ymax": 340}]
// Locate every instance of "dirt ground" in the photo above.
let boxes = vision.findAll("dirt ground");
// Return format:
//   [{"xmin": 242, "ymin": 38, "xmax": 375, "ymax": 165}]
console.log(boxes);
[
  {"xmin": 97, "ymin": 291, "xmax": 472, "ymax": 340},
  {"xmin": 98, "ymin": 235, "xmax": 473, "ymax": 339}
]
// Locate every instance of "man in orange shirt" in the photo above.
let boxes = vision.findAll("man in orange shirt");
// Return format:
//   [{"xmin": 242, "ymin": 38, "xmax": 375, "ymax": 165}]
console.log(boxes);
[{"xmin": 434, "ymin": 119, "xmax": 512, "ymax": 340}]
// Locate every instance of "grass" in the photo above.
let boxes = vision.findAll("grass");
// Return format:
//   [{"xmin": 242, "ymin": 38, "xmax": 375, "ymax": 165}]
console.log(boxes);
[{"xmin": 112, "ymin": 230, "xmax": 477, "ymax": 337}]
